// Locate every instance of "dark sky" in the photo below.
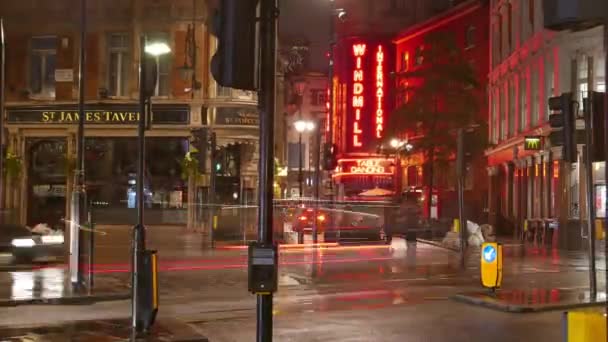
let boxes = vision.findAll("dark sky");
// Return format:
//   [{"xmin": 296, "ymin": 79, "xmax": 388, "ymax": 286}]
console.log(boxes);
[{"xmin": 279, "ymin": 0, "xmax": 330, "ymax": 73}]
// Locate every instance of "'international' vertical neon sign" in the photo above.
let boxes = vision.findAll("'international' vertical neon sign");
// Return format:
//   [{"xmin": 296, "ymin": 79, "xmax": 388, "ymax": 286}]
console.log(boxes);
[
  {"xmin": 375, "ymin": 45, "xmax": 384, "ymax": 139},
  {"xmin": 352, "ymin": 43, "xmax": 366, "ymax": 147}
]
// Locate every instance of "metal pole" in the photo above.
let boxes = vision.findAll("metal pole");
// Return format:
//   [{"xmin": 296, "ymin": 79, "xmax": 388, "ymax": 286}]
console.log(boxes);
[
  {"xmin": 313, "ymin": 120, "xmax": 321, "ymax": 244},
  {"xmin": 327, "ymin": 0, "xmax": 335, "ymax": 203},
  {"xmin": 257, "ymin": 0, "xmax": 277, "ymax": 340},
  {"xmin": 0, "ymin": 18, "xmax": 5, "ymax": 217},
  {"xmin": 132, "ymin": 34, "xmax": 147, "ymax": 333},
  {"xmin": 603, "ymin": 16, "xmax": 608, "ymax": 335},
  {"xmin": 70, "ymin": 0, "xmax": 87, "ymax": 288},
  {"xmin": 209, "ymin": 131, "xmax": 216, "ymax": 248},
  {"xmin": 456, "ymin": 128, "xmax": 466, "ymax": 269},
  {"xmin": 298, "ymin": 133, "xmax": 303, "ymax": 198},
  {"xmin": 584, "ymin": 91, "xmax": 597, "ymax": 297}
]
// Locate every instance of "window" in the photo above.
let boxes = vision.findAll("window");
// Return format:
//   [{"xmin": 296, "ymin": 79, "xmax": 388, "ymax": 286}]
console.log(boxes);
[
  {"xmin": 529, "ymin": 0, "xmax": 535, "ymax": 32},
  {"xmin": 30, "ymin": 36, "xmax": 57, "ymax": 97},
  {"xmin": 108, "ymin": 33, "xmax": 130, "ymax": 97},
  {"xmin": 531, "ymin": 68, "xmax": 539, "ymax": 126},
  {"xmin": 310, "ymin": 89, "xmax": 328, "ymax": 106},
  {"xmin": 147, "ymin": 32, "xmax": 171, "ymax": 97},
  {"xmin": 491, "ymin": 91, "xmax": 498, "ymax": 143},
  {"xmin": 465, "ymin": 26, "xmax": 476, "ymax": 49},
  {"xmin": 545, "ymin": 54, "xmax": 555, "ymax": 120},
  {"xmin": 519, "ymin": 74, "xmax": 527, "ymax": 132},
  {"xmin": 508, "ymin": 79, "xmax": 515, "ymax": 137},
  {"xmin": 414, "ymin": 46, "xmax": 424, "ymax": 65},
  {"xmin": 288, "ymin": 142, "xmax": 305, "ymax": 170},
  {"xmin": 500, "ymin": 87, "xmax": 507, "ymax": 140},
  {"xmin": 401, "ymin": 51, "xmax": 410, "ymax": 71}
]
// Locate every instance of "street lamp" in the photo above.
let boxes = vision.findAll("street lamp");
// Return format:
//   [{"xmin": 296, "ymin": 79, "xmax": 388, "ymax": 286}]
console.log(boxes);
[
  {"xmin": 294, "ymin": 119, "xmax": 315, "ymax": 198},
  {"xmin": 131, "ymin": 36, "xmax": 170, "ymax": 334}
]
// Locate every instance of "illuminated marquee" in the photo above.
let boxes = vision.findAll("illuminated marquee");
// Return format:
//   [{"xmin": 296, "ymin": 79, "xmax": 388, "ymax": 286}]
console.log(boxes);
[
  {"xmin": 375, "ymin": 46, "xmax": 384, "ymax": 139},
  {"xmin": 350, "ymin": 159, "xmax": 385, "ymax": 174},
  {"xmin": 352, "ymin": 43, "xmax": 367, "ymax": 147}
]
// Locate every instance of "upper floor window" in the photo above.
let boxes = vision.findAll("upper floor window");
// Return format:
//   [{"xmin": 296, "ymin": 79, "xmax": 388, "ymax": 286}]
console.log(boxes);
[
  {"xmin": 30, "ymin": 36, "xmax": 57, "ymax": 98},
  {"xmin": 147, "ymin": 32, "xmax": 171, "ymax": 97},
  {"xmin": 528, "ymin": 0, "xmax": 535, "ymax": 33},
  {"xmin": 414, "ymin": 46, "xmax": 424, "ymax": 66},
  {"xmin": 401, "ymin": 51, "xmax": 410, "ymax": 71},
  {"xmin": 310, "ymin": 89, "xmax": 328, "ymax": 106},
  {"xmin": 465, "ymin": 26, "xmax": 476, "ymax": 49},
  {"xmin": 108, "ymin": 33, "xmax": 130, "ymax": 97}
]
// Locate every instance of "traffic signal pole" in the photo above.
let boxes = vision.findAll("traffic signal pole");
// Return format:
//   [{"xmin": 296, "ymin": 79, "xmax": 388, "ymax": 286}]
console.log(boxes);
[
  {"xmin": 456, "ymin": 128, "xmax": 466, "ymax": 269},
  {"xmin": 583, "ymin": 91, "xmax": 597, "ymax": 298},
  {"xmin": 257, "ymin": 0, "xmax": 277, "ymax": 341}
]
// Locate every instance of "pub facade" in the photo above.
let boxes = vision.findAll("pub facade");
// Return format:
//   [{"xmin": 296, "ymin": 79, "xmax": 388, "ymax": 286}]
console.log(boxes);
[{"xmin": 0, "ymin": 0, "xmax": 262, "ymax": 229}]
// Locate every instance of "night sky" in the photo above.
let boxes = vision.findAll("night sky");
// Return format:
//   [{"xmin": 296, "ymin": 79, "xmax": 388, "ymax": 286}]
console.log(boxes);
[{"xmin": 279, "ymin": 0, "xmax": 331, "ymax": 73}]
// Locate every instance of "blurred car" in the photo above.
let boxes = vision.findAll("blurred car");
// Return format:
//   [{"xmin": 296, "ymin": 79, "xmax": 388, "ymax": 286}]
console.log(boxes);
[
  {"xmin": 292, "ymin": 207, "xmax": 386, "ymax": 243},
  {"xmin": 0, "ymin": 223, "xmax": 64, "ymax": 264}
]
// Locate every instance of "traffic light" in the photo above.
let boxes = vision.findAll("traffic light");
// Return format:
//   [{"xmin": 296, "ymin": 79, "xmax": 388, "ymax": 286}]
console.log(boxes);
[
  {"xmin": 322, "ymin": 143, "xmax": 337, "ymax": 171},
  {"xmin": 589, "ymin": 91, "xmax": 605, "ymax": 162},
  {"xmin": 210, "ymin": 0, "xmax": 258, "ymax": 91},
  {"xmin": 191, "ymin": 128, "xmax": 209, "ymax": 174},
  {"xmin": 548, "ymin": 92, "xmax": 576, "ymax": 163}
]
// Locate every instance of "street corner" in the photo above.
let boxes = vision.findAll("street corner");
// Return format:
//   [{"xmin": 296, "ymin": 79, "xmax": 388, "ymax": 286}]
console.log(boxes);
[
  {"xmin": 451, "ymin": 288, "xmax": 607, "ymax": 313},
  {"xmin": 0, "ymin": 318, "xmax": 209, "ymax": 342}
]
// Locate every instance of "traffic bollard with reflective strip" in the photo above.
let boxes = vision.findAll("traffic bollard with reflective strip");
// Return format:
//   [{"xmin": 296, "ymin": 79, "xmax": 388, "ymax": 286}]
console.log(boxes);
[
  {"xmin": 137, "ymin": 249, "xmax": 159, "ymax": 332},
  {"xmin": 481, "ymin": 242, "xmax": 503, "ymax": 290}
]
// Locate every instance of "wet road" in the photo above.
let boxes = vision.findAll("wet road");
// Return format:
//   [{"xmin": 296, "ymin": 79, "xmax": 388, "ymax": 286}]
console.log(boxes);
[{"xmin": 0, "ymin": 226, "xmax": 605, "ymax": 341}]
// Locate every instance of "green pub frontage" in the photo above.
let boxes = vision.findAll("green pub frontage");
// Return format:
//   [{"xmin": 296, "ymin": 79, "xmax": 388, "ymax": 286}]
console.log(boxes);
[{"xmin": 3, "ymin": 103, "xmax": 260, "ymax": 231}]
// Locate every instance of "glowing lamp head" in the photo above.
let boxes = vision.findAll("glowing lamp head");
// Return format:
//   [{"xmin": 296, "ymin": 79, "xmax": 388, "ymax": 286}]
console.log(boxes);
[
  {"xmin": 294, "ymin": 120, "xmax": 315, "ymax": 133},
  {"xmin": 145, "ymin": 42, "xmax": 171, "ymax": 56},
  {"xmin": 390, "ymin": 139, "xmax": 400, "ymax": 148}
]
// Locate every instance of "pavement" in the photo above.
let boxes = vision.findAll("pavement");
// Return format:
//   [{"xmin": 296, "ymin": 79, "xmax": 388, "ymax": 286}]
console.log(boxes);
[{"xmin": 0, "ymin": 225, "xmax": 606, "ymax": 341}]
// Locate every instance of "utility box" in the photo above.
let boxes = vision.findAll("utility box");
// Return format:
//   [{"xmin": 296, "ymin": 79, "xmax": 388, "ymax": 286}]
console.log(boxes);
[
  {"xmin": 248, "ymin": 242, "xmax": 278, "ymax": 294},
  {"xmin": 544, "ymin": 0, "xmax": 606, "ymax": 31},
  {"xmin": 480, "ymin": 242, "xmax": 503, "ymax": 290}
]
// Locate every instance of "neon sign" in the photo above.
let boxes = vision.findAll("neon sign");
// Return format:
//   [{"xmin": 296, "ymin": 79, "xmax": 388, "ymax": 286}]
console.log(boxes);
[
  {"xmin": 350, "ymin": 159, "xmax": 385, "ymax": 174},
  {"xmin": 375, "ymin": 45, "xmax": 384, "ymax": 139},
  {"xmin": 352, "ymin": 43, "xmax": 366, "ymax": 147}
]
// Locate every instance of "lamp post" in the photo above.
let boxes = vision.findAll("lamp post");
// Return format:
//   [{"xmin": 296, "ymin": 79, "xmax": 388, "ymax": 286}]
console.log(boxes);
[
  {"xmin": 294, "ymin": 119, "xmax": 315, "ymax": 198},
  {"xmin": 131, "ymin": 36, "xmax": 170, "ymax": 334}
]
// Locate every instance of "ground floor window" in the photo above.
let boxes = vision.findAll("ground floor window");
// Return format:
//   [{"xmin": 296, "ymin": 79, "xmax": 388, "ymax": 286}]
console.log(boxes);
[{"xmin": 85, "ymin": 137, "xmax": 188, "ymax": 224}]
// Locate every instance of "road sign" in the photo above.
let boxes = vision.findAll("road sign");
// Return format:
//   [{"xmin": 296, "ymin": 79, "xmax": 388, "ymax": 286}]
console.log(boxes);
[{"xmin": 480, "ymin": 242, "xmax": 502, "ymax": 289}]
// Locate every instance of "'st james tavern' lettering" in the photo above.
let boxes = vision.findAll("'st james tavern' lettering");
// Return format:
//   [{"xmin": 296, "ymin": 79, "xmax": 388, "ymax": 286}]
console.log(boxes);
[{"xmin": 41, "ymin": 111, "xmax": 140, "ymax": 123}]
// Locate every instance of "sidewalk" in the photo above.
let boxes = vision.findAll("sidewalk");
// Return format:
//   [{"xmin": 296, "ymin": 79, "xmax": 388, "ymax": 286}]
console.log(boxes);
[
  {"xmin": 0, "ymin": 267, "xmax": 129, "ymax": 306},
  {"xmin": 0, "ymin": 318, "xmax": 208, "ymax": 341}
]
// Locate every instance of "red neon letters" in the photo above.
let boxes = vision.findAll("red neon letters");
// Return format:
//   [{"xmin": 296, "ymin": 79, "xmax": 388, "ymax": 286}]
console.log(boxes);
[
  {"xmin": 375, "ymin": 45, "xmax": 384, "ymax": 139},
  {"xmin": 352, "ymin": 43, "xmax": 366, "ymax": 147}
]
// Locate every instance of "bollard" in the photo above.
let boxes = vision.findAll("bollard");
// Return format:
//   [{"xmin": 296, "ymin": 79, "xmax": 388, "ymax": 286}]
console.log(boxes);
[
  {"xmin": 137, "ymin": 249, "xmax": 159, "ymax": 332},
  {"xmin": 563, "ymin": 309, "xmax": 606, "ymax": 341}
]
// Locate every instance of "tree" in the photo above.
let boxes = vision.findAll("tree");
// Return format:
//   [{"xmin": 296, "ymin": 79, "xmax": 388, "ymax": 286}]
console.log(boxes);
[{"xmin": 388, "ymin": 31, "xmax": 485, "ymax": 205}]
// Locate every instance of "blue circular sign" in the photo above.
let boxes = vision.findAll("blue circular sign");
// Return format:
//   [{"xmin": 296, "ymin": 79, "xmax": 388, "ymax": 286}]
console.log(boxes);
[{"xmin": 482, "ymin": 245, "xmax": 497, "ymax": 263}]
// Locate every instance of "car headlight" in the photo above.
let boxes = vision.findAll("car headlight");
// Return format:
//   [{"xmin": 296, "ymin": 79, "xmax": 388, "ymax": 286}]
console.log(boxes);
[
  {"xmin": 41, "ymin": 235, "xmax": 64, "ymax": 245},
  {"xmin": 11, "ymin": 238, "xmax": 36, "ymax": 247}
]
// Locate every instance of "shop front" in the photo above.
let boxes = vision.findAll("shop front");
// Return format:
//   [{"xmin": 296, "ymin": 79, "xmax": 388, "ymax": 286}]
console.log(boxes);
[{"xmin": 5, "ymin": 103, "xmax": 192, "ymax": 228}]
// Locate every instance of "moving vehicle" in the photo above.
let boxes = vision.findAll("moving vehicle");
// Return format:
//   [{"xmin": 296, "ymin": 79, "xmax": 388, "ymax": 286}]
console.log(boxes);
[{"xmin": 0, "ymin": 224, "xmax": 64, "ymax": 264}]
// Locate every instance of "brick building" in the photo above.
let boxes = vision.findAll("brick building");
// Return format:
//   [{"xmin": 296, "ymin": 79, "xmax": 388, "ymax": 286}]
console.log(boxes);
[
  {"xmin": 392, "ymin": 0, "xmax": 490, "ymax": 220},
  {"xmin": 0, "ymin": 0, "xmax": 265, "ymax": 229}
]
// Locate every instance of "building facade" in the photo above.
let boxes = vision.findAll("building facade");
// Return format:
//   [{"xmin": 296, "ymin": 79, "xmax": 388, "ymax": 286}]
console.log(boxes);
[
  {"xmin": 0, "ymin": 0, "xmax": 262, "ymax": 229},
  {"xmin": 284, "ymin": 72, "xmax": 328, "ymax": 199},
  {"xmin": 329, "ymin": 0, "xmax": 476, "ymax": 200},
  {"xmin": 486, "ymin": 0, "xmax": 605, "ymax": 248},
  {"xmin": 392, "ymin": 0, "xmax": 490, "ymax": 220}
]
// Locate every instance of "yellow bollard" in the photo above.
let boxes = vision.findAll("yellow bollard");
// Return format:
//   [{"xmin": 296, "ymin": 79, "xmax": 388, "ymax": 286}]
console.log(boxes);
[
  {"xmin": 453, "ymin": 218, "xmax": 460, "ymax": 233},
  {"xmin": 481, "ymin": 242, "xmax": 503, "ymax": 289},
  {"xmin": 565, "ymin": 309, "xmax": 606, "ymax": 342},
  {"xmin": 595, "ymin": 219, "xmax": 605, "ymax": 240}
]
